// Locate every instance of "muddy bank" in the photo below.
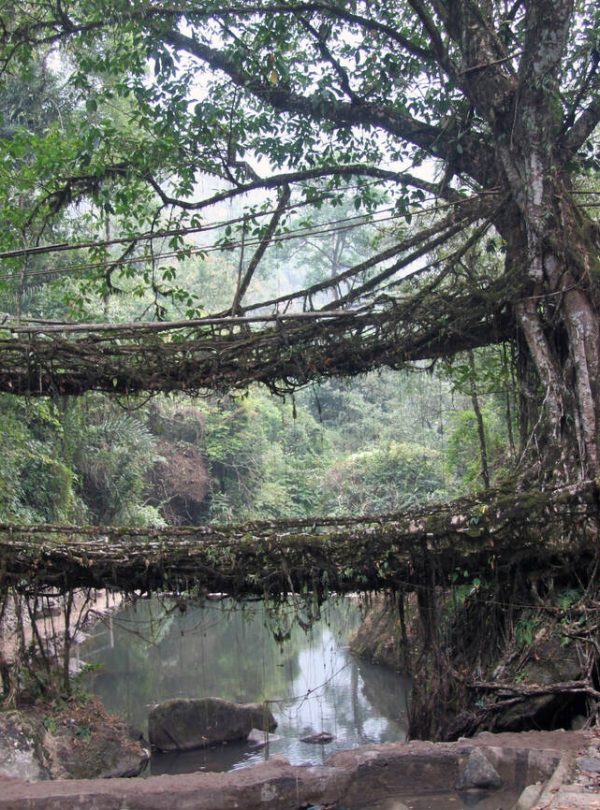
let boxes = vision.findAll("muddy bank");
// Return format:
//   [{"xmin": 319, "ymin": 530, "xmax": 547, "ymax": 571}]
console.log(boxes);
[{"xmin": 0, "ymin": 729, "xmax": 595, "ymax": 810}]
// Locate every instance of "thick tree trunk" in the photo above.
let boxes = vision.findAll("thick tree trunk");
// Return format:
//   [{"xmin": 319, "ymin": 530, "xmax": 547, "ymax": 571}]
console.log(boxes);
[
  {"xmin": 513, "ymin": 268, "xmax": 599, "ymax": 480},
  {"xmin": 495, "ymin": 165, "xmax": 599, "ymax": 483},
  {"xmin": 453, "ymin": 0, "xmax": 599, "ymax": 484},
  {"xmin": 511, "ymin": 220, "xmax": 600, "ymax": 482}
]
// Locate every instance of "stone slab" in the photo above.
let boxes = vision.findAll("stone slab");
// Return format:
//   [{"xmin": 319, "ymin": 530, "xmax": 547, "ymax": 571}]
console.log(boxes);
[{"xmin": 0, "ymin": 729, "xmax": 592, "ymax": 810}]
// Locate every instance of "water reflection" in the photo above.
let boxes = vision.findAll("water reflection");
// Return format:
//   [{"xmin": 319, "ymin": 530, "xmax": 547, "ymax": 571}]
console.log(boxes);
[{"xmin": 80, "ymin": 596, "xmax": 410, "ymax": 773}]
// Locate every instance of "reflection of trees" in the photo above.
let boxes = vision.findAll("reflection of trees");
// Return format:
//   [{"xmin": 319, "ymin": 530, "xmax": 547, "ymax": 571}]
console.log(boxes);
[
  {"xmin": 82, "ymin": 597, "xmax": 333, "ymax": 730},
  {"xmin": 351, "ymin": 663, "xmax": 365, "ymax": 742},
  {"xmin": 357, "ymin": 657, "xmax": 411, "ymax": 732},
  {"xmin": 81, "ymin": 596, "xmax": 409, "ymax": 766},
  {"xmin": 83, "ymin": 599, "xmax": 178, "ymax": 730}
]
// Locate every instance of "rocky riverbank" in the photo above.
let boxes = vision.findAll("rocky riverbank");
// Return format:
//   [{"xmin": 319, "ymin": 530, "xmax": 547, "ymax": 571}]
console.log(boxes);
[
  {"xmin": 0, "ymin": 729, "xmax": 597, "ymax": 810},
  {"xmin": 0, "ymin": 589, "xmax": 147, "ymax": 782},
  {"xmin": 350, "ymin": 593, "xmax": 597, "ymax": 739},
  {"xmin": 0, "ymin": 697, "xmax": 148, "ymax": 781}
]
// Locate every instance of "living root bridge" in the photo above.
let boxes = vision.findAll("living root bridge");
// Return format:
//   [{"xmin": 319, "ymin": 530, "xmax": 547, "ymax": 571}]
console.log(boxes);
[
  {"xmin": 1, "ymin": 480, "xmax": 599, "ymax": 597},
  {"xmin": 0, "ymin": 287, "xmax": 512, "ymax": 396}
]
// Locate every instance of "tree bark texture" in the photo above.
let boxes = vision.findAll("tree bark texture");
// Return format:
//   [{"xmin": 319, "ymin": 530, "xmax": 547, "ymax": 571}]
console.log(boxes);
[{"xmin": 451, "ymin": 0, "xmax": 599, "ymax": 480}]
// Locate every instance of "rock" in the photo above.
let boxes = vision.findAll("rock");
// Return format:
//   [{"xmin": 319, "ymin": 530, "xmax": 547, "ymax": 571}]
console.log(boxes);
[
  {"xmin": 0, "ymin": 711, "xmax": 48, "ymax": 782},
  {"xmin": 300, "ymin": 732, "xmax": 335, "ymax": 744},
  {"xmin": 0, "ymin": 702, "xmax": 148, "ymax": 782},
  {"xmin": 42, "ymin": 714, "xmax": 149, "ymax": 779},
  {"xmin": 456, "ymin": 747, "xmax": 502, "ymax": 791},
  {"xmin": 148, "ymin": 697, "xmax": 277, "ymax": 752},
  {"xmin": 493, "ymin": 694, "xmax": 557, "ymax": 731},
  {"xmin": 577, "ymin": 756, "xmax": 600, "ymax": 773},
  {"xmin": 494, "ymin": 634, "xmax": 583, "ymax": 731},
  {"xmin": 512, "ymin": 782, "xmax": 543, "ymax": 810},
  {"xmin": 247, "ymin": 728, "xmax": 281, "ymax": 749}
]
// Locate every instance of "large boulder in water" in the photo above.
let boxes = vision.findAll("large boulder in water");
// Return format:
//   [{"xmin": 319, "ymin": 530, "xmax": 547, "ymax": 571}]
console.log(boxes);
[{"xmin": 148, "ymin": 698, "xmax": 277, "ymax": 752}]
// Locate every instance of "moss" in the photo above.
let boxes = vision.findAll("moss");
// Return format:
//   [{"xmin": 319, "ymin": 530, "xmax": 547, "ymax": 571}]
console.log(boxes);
[{"xmin": 0, "ymin": 480, "xmax": 598, "ymax": 600}]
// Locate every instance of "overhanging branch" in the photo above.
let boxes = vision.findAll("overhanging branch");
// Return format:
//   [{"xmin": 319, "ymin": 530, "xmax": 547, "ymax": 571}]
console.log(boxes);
[
  {"xmin": 163, "ymin": 29, "xmax": 494, "ymax": 182},
  {"xmin": 561, "ymin": 94, "xmax": 600, "ymax": 159}
]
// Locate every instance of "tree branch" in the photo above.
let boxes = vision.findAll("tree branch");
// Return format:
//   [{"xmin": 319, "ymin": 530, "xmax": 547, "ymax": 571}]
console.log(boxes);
[
  {"xmin": 234, "ymin": 195, "xmax": 493, "ymax": 314},
  {"xmin": 295, "ymin": 14, "xmax": 360, "ymax": 103},
  {"xmin": 6, "ymin": 2, "xmax": 433, "ymax": 62},
  {"xmin": 561, "ymin": 94, "xmax": 600, "ymax": 159},
  {"xmin": 3, "ymin": 4, "xmax": 495, "ymax": 185},
  {"xmin": 518, "ymin": 0, "xmax": 574, "ymax": 89},
  {"xmin": 162, "ymin": 30, "xmax": 494, "ymax": 184},
  {"xmin": 407, "ymin": 0, "xmax": 459, "ymax": 81},
  {"xmin": 328, "ymin": 215, "xmax": 492, "ymax": 309},
  {"xmin": 230, "ymin": 184, "xmax": 291, "ymax": 315},
  {"xmin": 144, "ymin": 163, "xmax": 454, "ymax": 211},
  {"xmin": 470, "ymin": 679, "xmax": 600, "ymax": 700}
]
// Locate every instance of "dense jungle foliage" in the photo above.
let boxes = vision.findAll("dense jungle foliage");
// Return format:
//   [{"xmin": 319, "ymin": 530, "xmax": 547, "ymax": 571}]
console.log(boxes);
[
  {"xmin": 0, "ymin": 3, "xmax": 598, "ymax": 741},
  {"xmin": 0, "ymin": 49, "xmax": 520, "ymax": 526},
  {"xmin": 0, "ymin": 291, "xmax": 516, "ymax": 527}
]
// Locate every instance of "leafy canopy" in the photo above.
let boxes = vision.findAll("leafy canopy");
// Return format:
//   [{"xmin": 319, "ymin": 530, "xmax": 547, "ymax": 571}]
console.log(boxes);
[{"xmin": 0, "ymin": 0, "xmax": 596, "ymax": 325}]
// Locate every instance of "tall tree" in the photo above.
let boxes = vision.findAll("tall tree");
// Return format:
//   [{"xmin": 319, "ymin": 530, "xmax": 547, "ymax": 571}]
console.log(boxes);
[{"xmin": 1, "ymin": 0, "xmax": 599, "ymax": 483}]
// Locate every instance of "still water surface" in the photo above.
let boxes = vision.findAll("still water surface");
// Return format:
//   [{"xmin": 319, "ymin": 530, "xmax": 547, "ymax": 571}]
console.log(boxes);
[{"xmin": 80, "ymin": 596, "xmax": 410, "ymax": 774}]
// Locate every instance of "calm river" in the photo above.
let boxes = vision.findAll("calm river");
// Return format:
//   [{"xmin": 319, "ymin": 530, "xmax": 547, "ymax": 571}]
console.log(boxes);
[{"xmin": 80, "ymin": 595, "xmax": 410, "ymax": 774}]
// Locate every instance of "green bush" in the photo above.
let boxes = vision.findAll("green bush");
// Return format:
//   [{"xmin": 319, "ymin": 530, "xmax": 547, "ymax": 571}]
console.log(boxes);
[{"xmin": 321, "ymin": 441, "xmax": 447, "ymax": 516}]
